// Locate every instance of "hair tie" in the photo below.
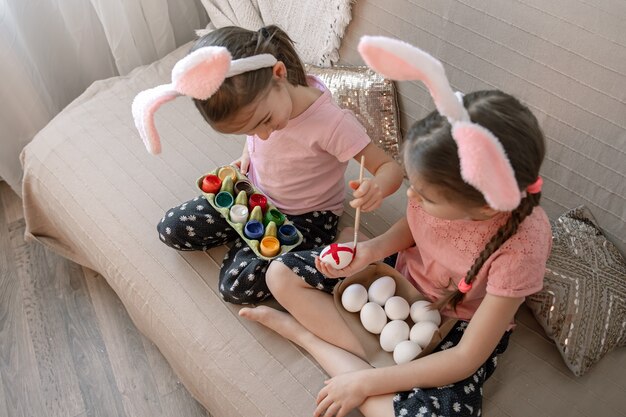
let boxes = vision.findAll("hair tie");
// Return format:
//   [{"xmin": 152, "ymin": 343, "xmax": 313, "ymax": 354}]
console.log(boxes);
[
  {"xmin": 457, "ymin": 279, "xmax": 472, "ymax": 294},
  {"xmin": 260, "ymin": 27, "xmax": 270, "ymax": 39},
  {"xmin": 526, "ymin": 176, "xmax": 543, "ymax": 194}
]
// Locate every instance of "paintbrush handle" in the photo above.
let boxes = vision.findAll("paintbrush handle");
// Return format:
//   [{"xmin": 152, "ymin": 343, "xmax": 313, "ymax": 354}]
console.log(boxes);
[{"xmin": 353, "ymin": 155, "xmax": 365, "ymax": 248}]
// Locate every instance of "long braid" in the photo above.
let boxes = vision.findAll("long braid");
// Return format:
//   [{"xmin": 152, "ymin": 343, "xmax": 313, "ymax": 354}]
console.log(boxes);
[
  {"xmin": 431, "ymin": 192, "xmax": 542, "ymax": 310},
  {"xmin": 405, "ymin": 91, "xmax": 545, "ymax": 312}
]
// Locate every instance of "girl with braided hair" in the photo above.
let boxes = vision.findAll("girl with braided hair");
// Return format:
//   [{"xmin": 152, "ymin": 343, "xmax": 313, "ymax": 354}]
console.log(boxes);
[
  {"xmin": 240, "ymin": 36, "xmax": 552, "ymax": 417},
  {"xmin": 133, "ymin": 26, "xmax": 403, "ymax": 305}
]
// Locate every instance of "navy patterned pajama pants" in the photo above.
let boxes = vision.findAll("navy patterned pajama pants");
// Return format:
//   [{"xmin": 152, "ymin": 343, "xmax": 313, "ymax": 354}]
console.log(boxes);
[
  {"xmin": 393, "ymin": 321, "xmax": 511, "ymax": 417},
  {"xmin": 157, "ymin": 195, "xmax": 339, "ymax": 304}
]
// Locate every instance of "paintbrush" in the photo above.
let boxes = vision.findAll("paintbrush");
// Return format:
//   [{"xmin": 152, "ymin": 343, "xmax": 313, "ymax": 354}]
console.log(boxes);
[{"xmin": 353, "ymin": 155, "xmax": 365, "ymax": 252}]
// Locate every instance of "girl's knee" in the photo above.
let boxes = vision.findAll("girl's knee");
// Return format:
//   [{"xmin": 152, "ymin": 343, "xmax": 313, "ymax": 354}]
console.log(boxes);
[
  {"xmin": 266, "ymin": 261, "xmax": 301, "ymax": 295},
  {"xmin": 266, "ymin": 261, "xmax": 286, "ymax": 292},
  {"xmin": 157, "ymin": 219, "xmax": 180, "ymax": 248},
  {"xmin": 156, "ymin": 217, "xmax": 189, "ymax": 250}
]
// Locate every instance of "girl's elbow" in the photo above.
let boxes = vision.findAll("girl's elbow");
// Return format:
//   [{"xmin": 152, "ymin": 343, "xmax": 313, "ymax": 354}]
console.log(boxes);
[{"xmin": 451, "ymin": 347, "xmax": 488, "ymax": 380}]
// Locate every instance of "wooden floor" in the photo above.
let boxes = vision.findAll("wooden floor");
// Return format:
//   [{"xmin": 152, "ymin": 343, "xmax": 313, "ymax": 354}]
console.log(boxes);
[{"xmin": 0, "ymin": 181, "xmax": 211, "ymax": 417}]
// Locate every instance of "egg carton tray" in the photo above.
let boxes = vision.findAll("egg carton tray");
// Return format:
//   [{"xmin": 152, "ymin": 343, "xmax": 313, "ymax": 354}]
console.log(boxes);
[
  {"xmin": 196, "ymin": 166, "xmax": 303, "ymax": 260},
  {"xmin": 333, "ymin": 262, "xmax": 457, "ymax": 368}
]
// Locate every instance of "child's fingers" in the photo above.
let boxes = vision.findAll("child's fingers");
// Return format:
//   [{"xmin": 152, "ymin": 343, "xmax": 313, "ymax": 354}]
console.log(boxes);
[
  {"xmin": 360, "ymin": 196, "xmax": 383, "ymax": 212},
  {"xmin": 350, "ymin": 182, "xmax": 384, "ymax": 211},
  {"xmin": 315, "ymin": 257, "xmax": 333, "ymax": 276},
  {"xmin": 315, "ymin": 256, "xmax": 347, "ymax": 278},
  {"xmin": 349, "ymin": 194, "xmax": 381, "ymax": 212},
  {"xmin": 315, "ymin": 258, "xmax": 335, "ymax": 277},
  {"xmin": 315, "ymin": 385, "xmax": 328, "ymax": 404},
  {"xmin": 350, "ymin": 179, "xmax": 370, "ymax": 198},
  {"xmin": 324, "ymin": 403, "xmax": 341, "ymax": 417},
  {"xmin": 348, "ymin": 197, "xmax": 361, "ymax": 209},
  {"xmin": 240, "ymin": 160, "xmax": 249, "ymax": 175}
]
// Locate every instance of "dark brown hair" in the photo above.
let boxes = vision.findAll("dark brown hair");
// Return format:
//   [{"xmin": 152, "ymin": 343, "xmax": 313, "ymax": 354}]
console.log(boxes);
[
  {"xmin": 189, "ymin": 25, "xmax": 307, "ymax": 126},
  {"xmin": 402, "ymin": 90, "xmax": 545, "ymax": 310}
]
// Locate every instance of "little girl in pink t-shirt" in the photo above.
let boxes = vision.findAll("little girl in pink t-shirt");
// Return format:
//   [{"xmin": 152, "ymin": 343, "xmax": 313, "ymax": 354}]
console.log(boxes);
[
  {"xmin": 240, "ymin": 36, "xmax": 552, "ymax": 417},
  {"xmin": 132, "ymin": 25, "xmax": 404, "ymax": 305}
]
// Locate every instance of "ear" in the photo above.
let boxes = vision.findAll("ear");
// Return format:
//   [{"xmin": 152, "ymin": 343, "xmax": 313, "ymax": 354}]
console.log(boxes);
[
  {"xmin": 172, "ymin": 46, "xmax": 232, "ymax": 99},
  {"xmin": 358, "ymin": 35, "xmax": 440, "ymax": 81},
  {"xmin": 131, "ymin": 84, "xmax": 180, "ymax": 155},
  {"xmin": 477, "ymin": 205, "xmax": 501, "ymax": 218},
  {"xmin": 272, "ymin": 61, "xmax": 288, "ymax": 80},
  {"xmin": 358, "ymin": 35, "xmax": 468, "ymax": 122},
  {"xmin": 452, "ymin": 121, "xmax": 521, "ymax": 211}
]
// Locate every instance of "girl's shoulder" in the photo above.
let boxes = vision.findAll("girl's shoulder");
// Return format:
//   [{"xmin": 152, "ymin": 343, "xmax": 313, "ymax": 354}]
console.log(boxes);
[
  {"xmin": 500, "ymin": 206, "xmax": 552, "ymax": 258},
  {"xmin": 408, "ymin": 202, "xmax": 551, "ymax": 258},
  {"xmin": 485, "ymin": 206, "xmax": 552, "ymax": 298},
  {"xmin": 516, "ymin": 206, "xmax": 551, "ymax": 239}
]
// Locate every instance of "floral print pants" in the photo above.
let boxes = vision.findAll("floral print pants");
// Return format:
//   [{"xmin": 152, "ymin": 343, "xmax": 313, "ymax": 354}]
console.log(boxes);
[
  {"xmin": 393, "ymin": 321, "xmax": 511, "ymax": 417},
  {"xmin": 157, "ymin": 195, "xmax": 339, "ymax": 304}
]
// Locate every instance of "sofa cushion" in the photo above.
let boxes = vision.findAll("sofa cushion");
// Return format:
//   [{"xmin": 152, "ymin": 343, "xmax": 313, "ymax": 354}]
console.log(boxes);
[
  {"xmin": 526, "ymin": 205, "xmax": 626, "ymax": 376},
  {"xmin": 305, "ymin": 64, "xmax": 402, "ymax": 164}
]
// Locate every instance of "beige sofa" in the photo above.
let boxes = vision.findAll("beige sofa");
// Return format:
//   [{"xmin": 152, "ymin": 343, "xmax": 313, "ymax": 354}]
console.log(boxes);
[{"xmin": 20, "ymin": 1, "xmax": 626, "ymax": 416}]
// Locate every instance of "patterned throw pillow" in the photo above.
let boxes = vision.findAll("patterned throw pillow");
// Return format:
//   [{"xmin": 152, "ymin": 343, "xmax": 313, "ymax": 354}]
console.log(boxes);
[
  {"xmin": 526, "ymin": 205, "xmax": 626, "ymax": 376},
  {"xmin": 305, "ymin": 64, "xmax": 403, "ymax": 163}
]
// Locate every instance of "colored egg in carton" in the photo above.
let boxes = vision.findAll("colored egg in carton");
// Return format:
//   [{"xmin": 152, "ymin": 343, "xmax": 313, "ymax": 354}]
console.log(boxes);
[{"xmin": 196, "ymin": 165, "xmax": 303, "ymax": 260}]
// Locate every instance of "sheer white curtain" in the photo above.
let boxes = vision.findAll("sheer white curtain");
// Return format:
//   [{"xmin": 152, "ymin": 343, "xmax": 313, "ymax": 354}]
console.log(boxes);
[{"xmin": 0, "ymin": 0, "xmax": 208, "ymax": 195}]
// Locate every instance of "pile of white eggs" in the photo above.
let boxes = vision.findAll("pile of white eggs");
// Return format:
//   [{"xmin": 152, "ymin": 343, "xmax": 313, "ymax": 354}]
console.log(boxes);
[{"xmin": 341, "ymin": 276, "xmax": 441, "ymax": 365}]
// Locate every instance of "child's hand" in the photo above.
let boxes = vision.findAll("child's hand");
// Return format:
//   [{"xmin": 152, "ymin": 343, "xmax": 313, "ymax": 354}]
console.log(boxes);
[
  {"xmin": 349, "ymin": 179, "xmax": 383, "ymax": 212},
  {"xmin": 231, "ymin": 154, "xmax": 250, "ymax": 175},
  {"xmin": 315, "ymin": 242, "xmax": 374, "ymax": 278},
  {"xmin": 314, "ymin": 371, "xmax": 367, "ymax": 417}
]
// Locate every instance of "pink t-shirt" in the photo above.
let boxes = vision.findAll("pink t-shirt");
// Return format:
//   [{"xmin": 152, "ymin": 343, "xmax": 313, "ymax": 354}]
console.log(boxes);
[
  {"xmin": 246, "ymin": 76, "xmax": 370, "ymax": 215},
  {"xmin": 395, "ymin": 200, "xmax": 552, "ymax": 323}
]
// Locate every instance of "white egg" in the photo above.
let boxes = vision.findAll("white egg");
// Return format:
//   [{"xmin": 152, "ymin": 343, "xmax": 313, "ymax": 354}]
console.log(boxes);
[
  {"xmin": 341, "ymin": 284, "xmax": 368, "ymax": 313},
  {"xmin": 409, "ymin": 321, "xmax": 439, "ymax": 348},
  {"xmin": 409, "ymin": 300, "xmax": 441, "ymax": 325},
  {"xmin": 319, "ymin": 243, "xmax": 354, "ymax": 269},
  {"xmin": 393, "ymin": 340, "xmax": 422, "ymax": 365},
  {"xmin": 359, "ymin": 302, "xmax": 387, "ymax": 334},
  {"xmin": 384, "ymin": 296, "xmax": 410, "ymax": 320},
  {"xmin": 379, "ymin": 320, "xmax": 410, "ymax": 352},
  {"xmin": 368, "ymin": 276, "xmax": 396, "ymax": 306}
]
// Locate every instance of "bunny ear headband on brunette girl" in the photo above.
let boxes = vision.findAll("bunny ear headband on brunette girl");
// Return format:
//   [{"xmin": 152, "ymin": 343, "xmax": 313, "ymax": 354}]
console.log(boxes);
[
  {"xmin": 131, "ymin": 46, "xmax": 277, "ymax": 155},
  {"xmin": 358, "ymin": 36, "xmax": 532, "ymax": 212}
]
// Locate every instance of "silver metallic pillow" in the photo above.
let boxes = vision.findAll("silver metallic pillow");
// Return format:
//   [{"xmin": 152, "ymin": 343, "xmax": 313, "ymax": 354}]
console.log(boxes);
[
  {"xmin": 526, "ymin": 205, "xmax": 626, "ymax": 376},
  {"xmin": 306, "ymin": 64, "xmax": 402, "ymax": 163}
]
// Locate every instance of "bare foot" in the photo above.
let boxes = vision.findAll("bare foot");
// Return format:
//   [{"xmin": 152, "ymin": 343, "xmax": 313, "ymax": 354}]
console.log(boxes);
[{"xmin": 239, "ymin": 305, "xmax": 313, "ymax": 346}]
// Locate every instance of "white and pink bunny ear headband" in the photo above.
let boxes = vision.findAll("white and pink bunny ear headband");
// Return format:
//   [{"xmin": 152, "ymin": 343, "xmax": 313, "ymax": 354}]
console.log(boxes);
[
  {"xmin": 358, "ymin": 36, "xmax": 531, "ymax": 211},
  {"xmin": 131, "ymin": 46, "xmax": 277, "ymax": 155}
]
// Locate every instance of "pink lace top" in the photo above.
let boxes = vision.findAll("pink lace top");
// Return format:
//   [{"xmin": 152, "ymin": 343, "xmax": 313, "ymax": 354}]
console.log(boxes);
[{"xmin": 395, "ymin": 200, "xmax": 552, "ymax": 322}]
